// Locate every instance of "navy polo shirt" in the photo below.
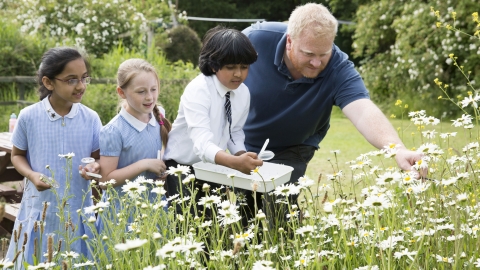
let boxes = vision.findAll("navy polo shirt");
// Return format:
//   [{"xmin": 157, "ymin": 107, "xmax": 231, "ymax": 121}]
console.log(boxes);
[{"xmin": 242, "ymin": 22, "xmax": 370, "ymax": 153}]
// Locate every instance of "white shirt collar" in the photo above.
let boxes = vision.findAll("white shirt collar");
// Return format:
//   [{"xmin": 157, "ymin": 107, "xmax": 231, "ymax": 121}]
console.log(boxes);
[
  {"xmin": 41, "ymin": 95, "xmax": 79, "ymax": 121},
  {"xmin": 119, "ymin": 107, "xmax": 157, "ymax": 132},
  {"xmin": 212, "ymin": 74, "xmax": 233, "ymax": 97}
]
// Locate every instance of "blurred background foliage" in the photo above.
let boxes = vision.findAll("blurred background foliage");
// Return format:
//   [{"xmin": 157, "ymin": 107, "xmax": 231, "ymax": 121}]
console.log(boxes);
[
  {"xmin": 0, "ymin": 0, "xmax": 478, "ymax": 131},
  {"xmin": 352, "ymin": 0, "xmax": 479, "ymax": 119}
]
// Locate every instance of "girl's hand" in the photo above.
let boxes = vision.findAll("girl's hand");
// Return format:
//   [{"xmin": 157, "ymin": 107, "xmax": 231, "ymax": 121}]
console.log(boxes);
[
  {"xmin": 79, "ymin": 162, "xmax": 100, "ymax": 180},
  {"xmin": 29, "ymin": 172, "xmax": 52, "ymax": 191},
  {"xmin": 143, "ymin": 159, "xmax": 167, "ymax": 176}
]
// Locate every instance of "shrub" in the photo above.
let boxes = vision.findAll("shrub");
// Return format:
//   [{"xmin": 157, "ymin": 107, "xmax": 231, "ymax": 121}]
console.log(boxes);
[
  {"xmin": 0, "ymin": 18, "xmax": 53, "ymax": 131},
  {"xmin": 159, "ymin": 25, "xmax": 202, "ymax": 66},
  {"xmin": 1, "ymin": 0, "xmax": 150, "ymax": 57},
  {"xmin": 353, "ymin": 0, "xmax": 479, "ymax": 118}
]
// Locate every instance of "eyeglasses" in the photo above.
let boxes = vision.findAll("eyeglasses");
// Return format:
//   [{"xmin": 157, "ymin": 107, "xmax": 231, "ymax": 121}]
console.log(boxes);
[{"xmin": 54, "ymin": 76, "xmax": 91, "ymax": 86}]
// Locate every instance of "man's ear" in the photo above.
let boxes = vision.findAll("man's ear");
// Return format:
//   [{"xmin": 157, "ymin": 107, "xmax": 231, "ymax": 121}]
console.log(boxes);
[
  {"xmin": 42, "ymin": 76, "xmax": 55, "ymax": 91},
  {"xmin": 117, "ymin": 86, "xmax": 126, "ymax": 99},
  {"xmin": 286, "ymin": 34, "xmax": 295, "ymax": 52}
]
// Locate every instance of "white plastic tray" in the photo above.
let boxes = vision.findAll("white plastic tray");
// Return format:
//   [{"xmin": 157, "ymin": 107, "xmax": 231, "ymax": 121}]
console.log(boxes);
[{"xmin": 192, "ymin": 161, "xmax": 293, "ymax": 192}]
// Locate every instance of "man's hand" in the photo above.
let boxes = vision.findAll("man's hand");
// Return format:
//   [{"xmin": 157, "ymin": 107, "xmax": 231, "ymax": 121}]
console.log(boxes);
[
  {"xmin": 343, "ymin": 99, "xmax": 427, "ymax": 176},
  {"xmin": 395, "ymin": 148, "xmax": 426, "ymax": 177}
]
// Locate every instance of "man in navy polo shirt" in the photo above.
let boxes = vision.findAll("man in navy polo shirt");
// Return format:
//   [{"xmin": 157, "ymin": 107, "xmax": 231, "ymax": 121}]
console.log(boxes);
[{"xmin": 241, "ymin": 3, "xmax": 423, "ymax": 223}]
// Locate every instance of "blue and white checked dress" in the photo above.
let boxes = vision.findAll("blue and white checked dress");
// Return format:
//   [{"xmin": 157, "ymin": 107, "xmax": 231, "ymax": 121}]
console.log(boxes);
[
  {"xmin": 5, "ymin": 97, "xmax": 101, "ymax": 267},
  {"xmin": 96, "ymin": 107, "xmax": 166, "ymax": 233}
]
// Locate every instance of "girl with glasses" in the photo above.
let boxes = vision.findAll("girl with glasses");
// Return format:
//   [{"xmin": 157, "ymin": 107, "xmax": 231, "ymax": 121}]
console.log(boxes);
[{"xmin": 4, "ymin": 47, "xmax": 102, "ymax": 268}]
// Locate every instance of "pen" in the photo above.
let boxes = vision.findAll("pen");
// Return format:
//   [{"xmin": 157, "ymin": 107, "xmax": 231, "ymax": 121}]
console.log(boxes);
[{"xmin": 158, "ymin": 150, "xmax": 166, "ymax": 177}]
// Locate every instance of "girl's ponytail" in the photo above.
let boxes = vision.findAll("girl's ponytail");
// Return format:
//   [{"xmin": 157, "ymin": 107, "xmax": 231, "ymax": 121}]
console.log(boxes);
[{"xmin": 152, "ymin": 105, "xmax": 172, "ymax": 147}]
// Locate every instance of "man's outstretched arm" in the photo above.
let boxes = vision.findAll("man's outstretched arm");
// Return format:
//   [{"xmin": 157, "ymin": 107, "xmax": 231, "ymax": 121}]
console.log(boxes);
[{"xmin": 342, "ymin": 98, "xmax": 424, "ymax": 173}]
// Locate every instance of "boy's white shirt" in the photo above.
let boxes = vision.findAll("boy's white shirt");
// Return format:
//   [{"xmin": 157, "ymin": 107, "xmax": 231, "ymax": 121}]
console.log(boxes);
[{"xmin": 164, "ymin": 74, "xmax": 249, "ymax": 165}]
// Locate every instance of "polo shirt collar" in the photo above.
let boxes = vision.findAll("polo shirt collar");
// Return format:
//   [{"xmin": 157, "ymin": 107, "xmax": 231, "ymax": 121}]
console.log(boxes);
[
  {"xmin": 213, "ymin": 74, "xmax": 233, "ymax": 97},
  {"xmin": 274, "ymin": 33, "xmax": 287, "ymax": 67},
  {"xmin": 42, "ymin": 95, "xmax": 79, "ymax": 121},
  {"xmin": 120, "ymin": 107, "xmax": 157, "ymax": 132}
]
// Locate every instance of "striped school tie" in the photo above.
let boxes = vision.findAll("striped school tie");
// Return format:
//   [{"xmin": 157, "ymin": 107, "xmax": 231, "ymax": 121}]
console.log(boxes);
[{"xmin": 224, "ymin": 91, "xmax": 234, "ymax": 144}]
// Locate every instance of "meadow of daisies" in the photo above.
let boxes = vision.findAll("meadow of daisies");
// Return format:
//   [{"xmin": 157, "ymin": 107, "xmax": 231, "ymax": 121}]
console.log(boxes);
[{"xmin": 1, "ymin": 9, "xmax": 480, "ymax": 270}]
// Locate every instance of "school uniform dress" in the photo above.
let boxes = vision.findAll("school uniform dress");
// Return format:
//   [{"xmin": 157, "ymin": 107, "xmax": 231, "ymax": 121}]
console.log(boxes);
[
  {"xmin": 5, "ymin": 97, "xmax": 101, "ymax": 267},
  {"xmin": 96, "ymin": 107, "xmax": 166, "ymax": 233}
]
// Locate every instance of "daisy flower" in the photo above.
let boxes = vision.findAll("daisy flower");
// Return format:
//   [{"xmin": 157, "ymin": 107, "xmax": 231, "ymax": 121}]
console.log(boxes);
[
  {"xmin": 394, "ymin": 248, "xmax": 417, "ymax": 260},
  {"xmin": 375, "ymin": 171, "xmax": 402, "ymax": 185},
  {"xmin": 218, "ymin": 207, "xmax": 241, "ymax": 226},
  {"xmin": 0, "ymin": 258, "xmax": 14, "ymax": 268},
  {"xmin": 156, "ymin": 244, "xmax": 178, "ymax": 259},
  {"xmin": 294, "ymin": 256, "xmax": 310, "ymax": 267},
  {"xmin": 456, "ymin": 193, "xmax": 468, "ymax": 202},
  {"xmin": 151, "ymin": 187, "xmax": 166, "ymax": 195},
  {"xmin": 121, "ymin": 181, "xmax": 146, "ymax": 197},
  {"xmin": 167, "ymin": 164, "xmax": 190, "ymax": 175},
  {"xmin": 460, "ymin": 93, "xmax": 480, "ymax": 108},
  {"xmin": 181, "ymin": 240, "xmax": 205, "ymax": 255},
  {"xmin": 73, "ymin": 261, "xmax": 95, "ymax": 268},
  {"xmin": 182, "ymin": 174, "xmax": 195, "ymax": 184},
  {"xmin": 424, "ymin": 116, "xmax": 440, "ymax": 125},
  {"xmin": 114, "ymin": 239, "xmax": 148, "ymax": 251},
  {"xmin": 295, "ymin": 225, "xmax": 316, "ymax": 236},
  {"xmin": 143, "ymin": 266, "xmax": 166, "ymax": 270},
  {"xmin": 61, "ymin": 251, "xmax": 80, "ymax": 259},
  {"xmin": 58, "ymin": 152, "xmax": 75, "ymax": 159},
  {"xmin": 29, "ymin": 262, "xmax": 56, "ymax": 269},
  {"xmin": 273, "ymin": 183, "xmax": 300, "ymax": 197},
  {"xmin": 252, "ymin": 260, "xmax": 275, "ymax": 270},
  {"xmin": 198, "ymin": 195, "xmax": 221, "ymax": 208},
  {"xmin": 422, "ymin": 129, "xmax": 437, "ymax": 139},
  {"xmin": 297, "ymin": 175, "xmax": 315, "ymax": 188},
  {"xmin": 451, "ymin": 114, "xmax": 473, "ymax": 127},
  {"xmin": 434, "ymin": 254, "xmax": 454, "ymax": 264},
  {"xmin": 354, "ymin": 266, "xmax": 379, "ymax": 270},
  {"xmin": 363, "ymin": 194, "xmax": 391, "ymax": 209},
  {"xmin": 440, "ymin": 132, "xmax": 457, "ymax": 138}
]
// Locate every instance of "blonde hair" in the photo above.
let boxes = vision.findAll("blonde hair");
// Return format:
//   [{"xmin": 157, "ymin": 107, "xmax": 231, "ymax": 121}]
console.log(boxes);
[
  {"xmin": 117, "ymin": 58, "xmax": 172, "ymax": 146},
  {"xmin": 287, "ymin": 3, "xmax": 338, "ymax": 40}
]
